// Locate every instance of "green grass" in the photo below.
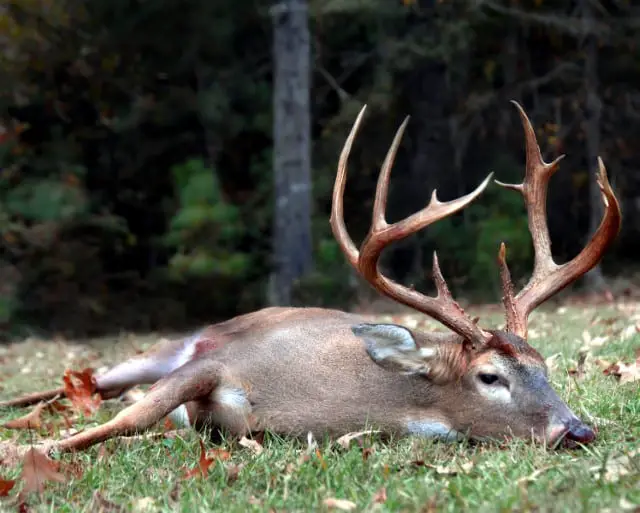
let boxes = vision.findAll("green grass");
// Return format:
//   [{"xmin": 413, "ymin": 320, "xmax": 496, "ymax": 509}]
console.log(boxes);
[{"xmin": 0, "ymin": 303, "xmax": 638, "ymax": 512}]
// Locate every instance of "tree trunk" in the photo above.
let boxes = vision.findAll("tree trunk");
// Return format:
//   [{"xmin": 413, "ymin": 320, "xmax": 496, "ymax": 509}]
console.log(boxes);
[
  {"xmin": 581, "ymin": 0, "xmax": 607, "ymax": 292},
  {"xmin": 269, "ymin": 0, "xmax": 313, "ymax": 306}
]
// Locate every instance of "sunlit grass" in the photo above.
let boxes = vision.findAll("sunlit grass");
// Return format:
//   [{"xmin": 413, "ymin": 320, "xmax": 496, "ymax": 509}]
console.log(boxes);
[{"xmin": 0, "ymin": 303, "xmax": 638, "ymax": 512}]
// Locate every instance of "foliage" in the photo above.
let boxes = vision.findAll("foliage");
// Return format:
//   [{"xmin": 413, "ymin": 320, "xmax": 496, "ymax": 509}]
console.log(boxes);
[
  {"xmin": 0, "ymin": 0, "xmax": 639, "ymax": 335},
  {"xmin": 164, "ymin": 159, "xmax": 249, "ymax": 280}
]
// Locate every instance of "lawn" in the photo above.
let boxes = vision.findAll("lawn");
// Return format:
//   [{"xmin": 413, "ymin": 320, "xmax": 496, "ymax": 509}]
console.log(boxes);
[{"xmin": 0, "ymin": 301, "xmax": 638, "ymax": 512}]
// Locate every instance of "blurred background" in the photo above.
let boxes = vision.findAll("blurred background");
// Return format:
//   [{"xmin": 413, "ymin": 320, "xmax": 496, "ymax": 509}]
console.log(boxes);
[{"xmin": 0, "ymin": 0, "xmax": 638, "ymax": 340}]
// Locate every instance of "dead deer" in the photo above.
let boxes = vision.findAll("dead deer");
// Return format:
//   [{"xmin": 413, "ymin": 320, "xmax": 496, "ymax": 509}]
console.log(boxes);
[{"xmin": 1, "ymin": 102, "xmax": 621, "ymax": 452}]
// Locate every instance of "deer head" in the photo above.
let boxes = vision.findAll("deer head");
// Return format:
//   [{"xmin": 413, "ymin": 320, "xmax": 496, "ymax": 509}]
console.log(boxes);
[{"xmin": 330, "ymin": 101, "xmax": 621, "ymax": 446}]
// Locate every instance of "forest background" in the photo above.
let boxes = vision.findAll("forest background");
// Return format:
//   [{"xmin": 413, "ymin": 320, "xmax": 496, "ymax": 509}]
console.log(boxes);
[{"xmin": 1, "ymin": 0, "xmax": 639, "ymax": 340}]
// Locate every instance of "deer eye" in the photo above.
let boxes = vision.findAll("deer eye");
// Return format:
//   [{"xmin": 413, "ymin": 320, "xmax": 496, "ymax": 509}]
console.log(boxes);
[{"xmin": 478, "ymin": 373, "xmax": 499, "ymax": 385}]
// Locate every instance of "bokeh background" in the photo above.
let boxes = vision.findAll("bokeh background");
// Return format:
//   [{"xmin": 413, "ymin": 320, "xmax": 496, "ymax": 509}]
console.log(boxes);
[{"xmin": 1, "ymin": 0, "xmax": 638, "ymax": 339}]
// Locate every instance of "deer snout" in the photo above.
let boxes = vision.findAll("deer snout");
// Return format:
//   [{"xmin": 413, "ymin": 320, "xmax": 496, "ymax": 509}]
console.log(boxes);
[
  {"xmin": 564, "ymin": 419, "xmax": 596, "ymax": 444},
  {"xmin": 548, "ymin": 417, "xmax": 596, "ymax": 447}
]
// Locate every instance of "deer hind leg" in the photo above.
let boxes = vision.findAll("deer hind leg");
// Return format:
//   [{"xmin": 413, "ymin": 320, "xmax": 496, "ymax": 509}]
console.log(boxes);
[
  {"xmin": 56, "ymin": 358, "xmax": 227, "ymax": 453},
  {"xmin": 0, "ymin": 335, "xmax": 197, "ymax": 408}
]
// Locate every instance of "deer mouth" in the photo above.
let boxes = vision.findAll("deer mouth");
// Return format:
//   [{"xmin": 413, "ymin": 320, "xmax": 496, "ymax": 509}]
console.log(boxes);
[{"xmin": 548, "ymin": 421, "xmax": 597, "ymax": 448}]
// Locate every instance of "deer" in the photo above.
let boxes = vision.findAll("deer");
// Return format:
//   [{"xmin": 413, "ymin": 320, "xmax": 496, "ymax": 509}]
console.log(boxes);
[{"xmin": 1, "ymin": 101, "xmax": 621, "ymax": 454}]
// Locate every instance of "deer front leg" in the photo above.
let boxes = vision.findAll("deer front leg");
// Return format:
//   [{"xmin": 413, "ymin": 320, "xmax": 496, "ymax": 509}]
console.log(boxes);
[{"xmin": 55, "ymin": 358, "xmax": 226, "ymax": 453}]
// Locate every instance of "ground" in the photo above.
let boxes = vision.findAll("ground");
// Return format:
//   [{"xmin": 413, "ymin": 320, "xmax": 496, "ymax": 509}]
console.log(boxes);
[{"xmin": 0, "ymin": 301, "xmax": 638, "ymax": 512}]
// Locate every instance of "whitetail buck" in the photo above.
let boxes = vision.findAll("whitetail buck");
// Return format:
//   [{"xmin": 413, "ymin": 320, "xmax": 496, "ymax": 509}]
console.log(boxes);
[{"xmin": 1, "ymin": 102, "xmax": 621, "ymax": 452}]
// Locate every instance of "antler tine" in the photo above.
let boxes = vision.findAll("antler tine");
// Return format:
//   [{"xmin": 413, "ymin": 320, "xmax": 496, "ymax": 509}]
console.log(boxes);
[
  {"xmin": 330, "ymin": 105, "xmax": 368, "ymax": 268},
  {"xmin": 331, "ymin": 106, "xmax": 494, "ymax": 347},
  {"xmin": 495, "ymin": 101, "xmax": 622, "ymax": 339}
]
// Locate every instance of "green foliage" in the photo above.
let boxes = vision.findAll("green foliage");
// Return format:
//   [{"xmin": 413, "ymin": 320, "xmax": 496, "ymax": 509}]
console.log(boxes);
[
  {"xmin": 164, "ymin": 159, "xmax": 249, "ymax": 280},
  {"xmin": 428, "ymin": 156, "xmax": 533, "ymax": 296}
]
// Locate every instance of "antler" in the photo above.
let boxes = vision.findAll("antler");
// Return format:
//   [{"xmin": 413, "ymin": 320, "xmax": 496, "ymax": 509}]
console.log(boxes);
[
  {"xmin": 496, "ymin": 101, "xmax": 622, "ymax": 339},
  {"xmin": 330, "ymin": 105, "xmax": 494, "ymax": 348}
]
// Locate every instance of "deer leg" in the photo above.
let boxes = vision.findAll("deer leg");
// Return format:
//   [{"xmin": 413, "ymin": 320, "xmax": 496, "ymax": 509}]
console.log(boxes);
[
  {"xmin": 55, "ymin": 358, "xmax": 226, "ymax": 453},
  {"xmin": 0, "ymin": 388, "xmax": 66, "ymax": 408},
  {"xmin": 1, "ymin": 337, "xmax": 194, "ymax": 408}
]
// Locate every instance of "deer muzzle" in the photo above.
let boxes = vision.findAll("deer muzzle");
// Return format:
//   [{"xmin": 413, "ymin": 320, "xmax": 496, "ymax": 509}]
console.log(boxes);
[{"xmin": 547, "ymin": 415, "xmax": 596, "ymax": 447}]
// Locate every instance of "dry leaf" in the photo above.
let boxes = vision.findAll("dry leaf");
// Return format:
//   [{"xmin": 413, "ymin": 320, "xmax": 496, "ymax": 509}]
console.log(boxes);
[
  {"xmin": 603, "ymin": 357, "xmax": 640, "ymax": 384},
  {"xmin": 63, "ymin": 368, "xmax": 102, "ymax": 416},
  {"xmin": 591, "ymin": 449, "xmax": 640, "ymax": 483},
  {"xmin": 225, "ymin": 462, "xmax": 245, "ymax": 484},
  {"xmin": 323, "ymin": 498, "xmax": 357, "ymax": 511},
  {"xmin": 2, "ymin": 403, "xmax": 46, "ymax": 431},
  {"xmin": 413, "ymin": 460, "xmax": 474, "ymax": 475},
  {"xmin": 0, "ymin": 478, "xmax": 16, "ymax": 497},
  {"xmin": 132, "ymin": 497, "xmax": 157, "ymax": 513},
  {"xmin": 239, "ymin": 436, "xmax": 263, "ymax": 455},
  {"xmin": 207, "ymin": 448, "xmax": 231, "ymax": 461},
  {"xmin": 20, "ymin": 448, "xmax": 66, "ymax": 494},
  {"xmin": 90, "ymin": 491, "xmax": 125, "ymax": 512},
  {"xmin": 182, "ymin": 440, "xmax": 215, "ymax": 479},
  {"xmin": 372, "ymin": 487, "xmax": 387, "ymax": 504},
  {"xmin": 335, "ymin": 430, "xmax": 381, "ymax": 449}
]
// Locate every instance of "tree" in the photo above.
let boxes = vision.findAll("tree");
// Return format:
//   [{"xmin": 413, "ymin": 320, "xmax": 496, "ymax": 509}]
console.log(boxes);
[{"xmin": 269, "ymin": 0, "xmax": 313, "ymax": 305}]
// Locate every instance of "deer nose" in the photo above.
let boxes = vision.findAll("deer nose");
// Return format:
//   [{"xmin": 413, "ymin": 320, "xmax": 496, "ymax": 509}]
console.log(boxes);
[{"xmin": 565, "ymin": 420, "xmax": 596, "ymax": 444}]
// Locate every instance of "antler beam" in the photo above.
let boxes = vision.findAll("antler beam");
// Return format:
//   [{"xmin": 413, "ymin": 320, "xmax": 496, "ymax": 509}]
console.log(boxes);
[
  {"xmin": 496, "ymin": 101, "xmax": 622, "ymax": 339},
  {"xmin": 330, "ymin": 105, "xmax": 493, "ymax": 348}
]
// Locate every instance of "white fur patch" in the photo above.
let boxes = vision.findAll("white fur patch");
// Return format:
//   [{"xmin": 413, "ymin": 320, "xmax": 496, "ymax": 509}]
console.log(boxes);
[
  {"xmin": 418, "ymin": 347, "xmax": 436, "ymax": 359},
  {"xmin": 214, "ymin": 387, "xmax": 249, "ymax": 411},
  {"xmin": 406, "ymin": 420, "xmax": 461, "ymax": 441},
  {"xmin": 174, "ymin": 333, "xmax": 198, "ymax": 370},
  {"xmin": 168, "ymin": 404, "xmax": 191, "ymax": 428}
]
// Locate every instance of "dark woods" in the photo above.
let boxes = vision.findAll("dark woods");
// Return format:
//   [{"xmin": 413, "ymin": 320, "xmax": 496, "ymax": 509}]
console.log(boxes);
[{"xmin": 0, "ymin": 0, "xmax": 638, "ymax": 339}]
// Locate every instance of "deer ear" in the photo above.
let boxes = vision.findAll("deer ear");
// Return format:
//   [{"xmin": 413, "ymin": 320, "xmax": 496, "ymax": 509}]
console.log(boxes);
[{"xmin": 352, "ymin": 324, "xmax": 435, "ymax": 376}]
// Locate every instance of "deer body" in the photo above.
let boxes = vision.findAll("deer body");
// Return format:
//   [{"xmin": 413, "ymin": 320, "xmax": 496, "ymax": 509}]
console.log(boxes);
[
  {"xmin": 96, "ymin": 307, "xmax": 457, "ymax": 439},
  {"xmin": 1, "ymin": 102, "xmax": 621, "ymax": 453}
]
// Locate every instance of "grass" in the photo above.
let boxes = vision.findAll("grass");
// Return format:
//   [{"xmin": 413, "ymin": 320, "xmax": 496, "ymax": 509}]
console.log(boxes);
[{"xmin": 0, "ymin": 302, "xmax": 639, "ymax": 512}]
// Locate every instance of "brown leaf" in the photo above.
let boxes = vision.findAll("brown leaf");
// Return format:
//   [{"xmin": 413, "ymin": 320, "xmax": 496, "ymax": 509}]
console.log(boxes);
[
  {"xmin": 3, "ymin": 403, "xmax": 47, "ymax": 432},
  {"xmin": 182, "ymin": 439, "xmax": 215, "ymax": 479},
  {"xmin": 206, "ymin": 448, "xmax": 231, "ymax": 461},
  {"xmin": 372, "ymin": 487, "xmax": 387, "ymax": 504},
  {"xmin": 90, "ymin": 491, "xmax": 126, "ymax": 512},
  {"xmin": 239, "ymin": 436, "xmax": 263, "ymax": 455},
  {"xmin": 63, "ymin": 368, "xmax": 102, "ymax": 416},
  {"xmin": 0, "ymin": 478, "xmax": 15, "ymax": 496},
  {"xmin": 225, "ymin": 462, "xmax": 245, "ymax": 484},
  {"xmin": 412, "ymin": 460, "xmax": 474, "ymax": 475},
  {"xmin": 603, "ymin": 357, "xmax": 640, "ymax": 384},
  {"xmin": 20, "ymin": 448, "xmax": 66, "ymax": 495},
  {"xmin": 323, "ymin": 498, "xmax": 357, "ymax": 511},
  {"xmin": 335, "ymin": 430, "xmax": 381, "ymax": 449}
]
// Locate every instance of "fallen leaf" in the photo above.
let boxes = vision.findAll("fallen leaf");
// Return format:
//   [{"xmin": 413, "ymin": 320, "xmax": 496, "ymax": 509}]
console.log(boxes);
[
  {"xmin": 323, "ymin": 498, "xmax": 357, "ymax": 511},
  {"xmin": 412, "ymin": 460, "xmax": 474, "ymax": 475},
  {"xmin": 206, "ymin": 448, "xmax": 231, "ymax": 461},
  {"xmin": 63, "ymin": 368, "xmax": 102, "ymax": 416},
  {"xmin": 20, "ymin": 448, "xmax": 66, "ymax": 495},
  {"xmin": 2, "ymin": 403, "xmax": 46, "ymax": 431},
  {"xmin": 90, "ymin": 491, "xmax": 125, "ymax": 512},
  {"xmin": 335, "ymin": 430, "xmax": 381, "ymax": 449},
  {"xmin": 372, "ymin": 487, "xmax": 387, "ymax": 504},
  {"xmin": 0, "ymin": 478, "xmax": 15, "ymax": 496},
  {"xmin": 132, "ymin": 497, "xmax": 157, "ymax": 513},
  {"xmin": 183, "ymin": 439, "xmax": 215, "ymax": 479},
  {"xmin": 239, "ymin": 436, "xmax": 263, "ymax": 455},
  {"xmin": 225, "ymin": 462, "xmax": 245, "ymax": 484},
  {"xmin": 591, "ymin": 449, "xmax": 639, "ymax": 483},
  {"xmin": 603, "ymin": 357, "xmax": 640, "ymax": 384}
]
